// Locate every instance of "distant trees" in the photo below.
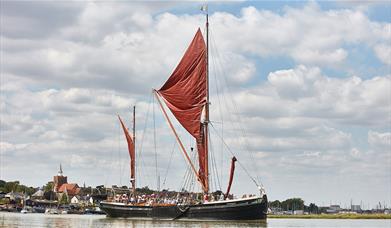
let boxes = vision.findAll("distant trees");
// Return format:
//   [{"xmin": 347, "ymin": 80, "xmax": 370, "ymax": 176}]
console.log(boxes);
[
  {"xmin": 136, "ymin": 186, "xmax": 154, "ymax": 195},
  {"xmin": 269, "ymin": 200, "xmax": 282, "ymax": 209},
  {"xmin": 80, "ymin": 186, "xmax": 93, "ymax": 196},
  {"xmin": 44, "ymin": 191, "xmax": 56, "ymax": 201},
  {"xmin": 59, "ymin": 193, "xmax": 68, "ymax": 204},
  {"xmin": 281, "ymin": 198, "xmax": 304, "ymax": 211},
  {"xmin": 79, "ymin": 185, "xmax": 107, "ymax": 196},
  {"xmin": 308, "ymin": 203, "xmax": 319, "ymax": 214},
  {"xmin": 0, "ymin": 180, "xmax": 35, "ymax": 195},
  {"xmin": 269, "ymin": 198, "xmax": 321, "ymax": 214},
  {"xmin": 0, "ymin": 180, "xmax": 6, "ymax": 189},
  {"xmin": 44, "ymin": 182, "xmax": 54, "ymax": 192},
  {"xmin": 1, "ymin": 181, "xmax": 20, "ymax": 193}
]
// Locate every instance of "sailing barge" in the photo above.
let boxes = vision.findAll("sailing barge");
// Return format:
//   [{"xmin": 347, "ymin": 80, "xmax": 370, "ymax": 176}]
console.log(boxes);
[{"xmin": 100, "ymin": 9, "xmax": 268, "ymax": 220}]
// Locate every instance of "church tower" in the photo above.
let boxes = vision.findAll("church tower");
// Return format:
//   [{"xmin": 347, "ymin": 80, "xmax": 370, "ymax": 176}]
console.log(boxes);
[{"xmin": 53, "ymin": 164, "xmax": 67, "ymax": 192}]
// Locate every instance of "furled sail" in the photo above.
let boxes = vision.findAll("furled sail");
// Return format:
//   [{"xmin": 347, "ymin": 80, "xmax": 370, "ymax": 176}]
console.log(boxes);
[
  {"xmin": 157, "ymin": 28, "xmax": 208, "ymax": 191},
  {"xmin": 118, "ymin": 115, "xmax": 135, "ymax": 185}
]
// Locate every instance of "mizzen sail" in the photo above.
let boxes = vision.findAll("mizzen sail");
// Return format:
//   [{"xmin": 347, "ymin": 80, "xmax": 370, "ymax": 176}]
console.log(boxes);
[
  {"xmin": 118, "ymin": 115, "xmax": 135, "ymax": 190},
  {"xmin": 157, "ymin": 28, "xmax": 208, "ymax": 192}
]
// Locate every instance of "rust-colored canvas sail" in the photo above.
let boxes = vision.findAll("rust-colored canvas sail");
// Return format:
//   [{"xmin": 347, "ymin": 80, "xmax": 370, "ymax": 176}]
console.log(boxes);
[
  {"xmin": 157, "ymin": 28, "xmax": 208, "ymax": 191},
  {"xmin": 118, "ymin": 115, "xmax": 135, "ymax": 186}
]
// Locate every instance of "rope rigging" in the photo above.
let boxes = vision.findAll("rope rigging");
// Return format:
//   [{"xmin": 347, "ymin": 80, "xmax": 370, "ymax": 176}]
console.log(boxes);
[
  {"xmin": 209, "ymin": 32, "xmax": 226, "ymax": 187},
  {"xmin": 161, "ymin": 139, "xmax": 177, "ymax": 189},
  {"xmin": 208, "ymin": 131, "xmax": 222, "ymax": 192},
  {"xmin": 105, "ymin": 118, "xmax": 120, "ymax": 188},
  {"xmin": 118, "ymin": 116, "xmax": 124, "ymax": 185},
  {"xmin": 209, "ymin": 26, "xmax": 263, "ymax": 187},
  {"xmin": 153, "ymin": 94, "xmax": 159, "ymax": 191},
  {"xmin": 210, "ymin": 122, "xmax": 260, "ymax": 188},
  {"xmin": 180, "ymin": 146, "xmax": 198, "ymax": 193},
  {"xmin": 136, "ymin": 92, "xmax": 154, "ymax": 188}
]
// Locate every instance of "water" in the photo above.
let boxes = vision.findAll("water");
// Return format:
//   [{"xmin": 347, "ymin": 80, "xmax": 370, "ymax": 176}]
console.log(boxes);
[{"xmin": 1, "ymin": 212, "xmax": 390, "ymax": 228}]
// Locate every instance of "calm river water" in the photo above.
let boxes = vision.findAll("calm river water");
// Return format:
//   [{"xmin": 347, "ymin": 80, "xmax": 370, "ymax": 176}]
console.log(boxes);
[{"xmin": 1, "ymin": 212, "xmax": 390, "ymax": 228}]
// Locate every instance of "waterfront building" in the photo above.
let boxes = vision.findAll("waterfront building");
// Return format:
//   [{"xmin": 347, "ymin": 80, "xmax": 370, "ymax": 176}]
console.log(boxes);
[
  {"xmin": 52, "ymin": 164, "xmax": 81, "ymax": 198},
  {"xmin": 70, "ymin": 195, "xmax": 93, "ymax": 206},
  {"xmin": 351, "ymin": 205, "xmax": 362, "ymax": 212},
  {"xmin": 327, "ymin": 205, "xmax": 342, "ymax": 214},
  {"xmin": 4, "ymin": 191, "xmax": 24, "ymax": 201},
  {"xmin": 53, "ymin": 164, "xmax": 67, "ymax": 192},
  {"xmin": 70, "ymin": 196, "xmax": 80, "ymax": 204},
  {"xmin": 0, "ymin": 191, "xmax": 6, "ymax": 199},
  {"xmin": 58, "ymin": 183, "xmax": 80, "ymax": 197},
  {"xmin": 293, "ymin": 210, "xmax": 304, "ymax": 215},
  {"xmin": 31, "ymin": 189, "xmax": 44, "ymax": 200}
]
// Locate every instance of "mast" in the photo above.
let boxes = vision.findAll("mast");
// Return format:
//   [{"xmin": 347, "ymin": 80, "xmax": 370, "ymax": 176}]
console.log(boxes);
[
  {"xmin": 204, "ymin": 5, "xmax": 210, "ymax": 194},
  {"xmin": 132, "ymin": 106, "xmax": 136, "ymax": 195}
]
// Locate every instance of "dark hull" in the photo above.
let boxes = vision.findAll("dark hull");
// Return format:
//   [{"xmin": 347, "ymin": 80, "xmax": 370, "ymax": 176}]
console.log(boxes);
[{"xmin": 99, "ymin": 195, "xmax": 267, "ymax": 220}]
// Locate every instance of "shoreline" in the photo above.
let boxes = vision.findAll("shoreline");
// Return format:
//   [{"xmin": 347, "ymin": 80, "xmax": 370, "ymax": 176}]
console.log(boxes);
[{"xmin": 268, "ymin": 214, "xmax": 391, "ymax": 219}]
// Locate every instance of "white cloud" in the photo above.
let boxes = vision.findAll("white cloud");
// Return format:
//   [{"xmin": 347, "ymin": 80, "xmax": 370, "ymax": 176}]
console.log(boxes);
[
  {"xmin": 240, "ymin": 125, "xmax": 351, "ymax": 152},
  {"xmin": 374, "ymin": 43, "xmax": 391, "ymax": 65},
  {"xmin": 2, "ymin": 2, "xmax": 390, "ymax": 96},
  {"xmin": 291, "ymin": 48, "xmax": 348, "ymax": 66},
  {"xmin": 211, "ymin": 4, "xmax": 390, "ymax": 66},
  {"xmin": 0, "ymin": 142, "xmax": 28, "ymax": 154},
  {"xmin": 368, "ymin": 130, "xmax": 391, "ymax": 149},
  {"xmin": 267, "ymin": 65, "xmax": 320, "ymax": 99},
  {"xmin": 236, "ymin": 65, "xmax": 390, "ymax": 127}
]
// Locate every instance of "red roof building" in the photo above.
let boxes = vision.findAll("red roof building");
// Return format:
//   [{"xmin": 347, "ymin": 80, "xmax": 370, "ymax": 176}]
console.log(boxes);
[
  {"xmin": 53, "ymin": 164, "xmax": 81, "ymax": 196},
  {"xmin": 58, "ymin": 183, "xmax": 80, "ymax": 197}
]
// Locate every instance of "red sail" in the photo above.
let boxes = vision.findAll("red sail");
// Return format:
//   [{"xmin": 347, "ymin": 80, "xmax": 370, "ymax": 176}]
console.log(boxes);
[
  {"xmin": 118, "ymin": 115, "xmax": 135, "ymax": 184},
  {"xmin": 157, "ymin": 28, "xmax": 208, "ymax": 190},
  {"xmin": 225, "ymin": 157, "xmax": 237, "ymax": 199}
]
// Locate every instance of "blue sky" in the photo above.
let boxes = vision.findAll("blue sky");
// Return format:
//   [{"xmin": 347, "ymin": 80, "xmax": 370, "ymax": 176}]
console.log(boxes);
[{"xmin": 1, "ymin": 1, "xmax": 390, "ymax": 208}]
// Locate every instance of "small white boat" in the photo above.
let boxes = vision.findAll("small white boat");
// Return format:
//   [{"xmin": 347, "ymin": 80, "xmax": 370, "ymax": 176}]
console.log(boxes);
[
  {"xmin": 20, "ymin": 206, "xmax": 32, "ymax": 214},
  {"xmin": 45, "ymin": 208, "xmax": 59, "ymax": 214}
]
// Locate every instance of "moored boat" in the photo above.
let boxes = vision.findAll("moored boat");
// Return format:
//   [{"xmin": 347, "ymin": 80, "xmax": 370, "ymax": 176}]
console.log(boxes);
[
  {"xmin": 100, "ymin": 195, "xmax": 267, "ymax": 220},
  {"xmin": 99, "ymin": 6, "xmax": 268, "ymax": 221}
]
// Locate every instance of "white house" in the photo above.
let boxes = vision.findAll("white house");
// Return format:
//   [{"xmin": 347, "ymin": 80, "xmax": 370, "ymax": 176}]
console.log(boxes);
[{"xmin": 70, "ymin": 196, "xmax": 80, "ymax": 204}]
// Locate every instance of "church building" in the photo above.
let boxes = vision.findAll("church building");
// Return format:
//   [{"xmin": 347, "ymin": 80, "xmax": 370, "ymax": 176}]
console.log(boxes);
[{"xmin": 53, "ymin": 164, "xmax": 80, "ymax": 197}]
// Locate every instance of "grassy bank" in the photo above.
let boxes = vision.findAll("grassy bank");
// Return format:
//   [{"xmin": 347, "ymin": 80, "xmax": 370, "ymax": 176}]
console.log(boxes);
[{"xmin": 268, "ymin": 213, "xmax": 391, "ymax": 219}]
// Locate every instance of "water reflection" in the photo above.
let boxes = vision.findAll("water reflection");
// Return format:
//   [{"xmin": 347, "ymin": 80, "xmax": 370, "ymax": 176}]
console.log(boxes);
[
  {"xmin": 2, "ymin": 213, "xmax": 389, "ymax": 228},
  {"xmin": 0, "ymin": 213, "xmax": 267, "ymax": 228},
  {"xmin": 93, "ymin": 217, "xmax": 267, "ymax": 228}
]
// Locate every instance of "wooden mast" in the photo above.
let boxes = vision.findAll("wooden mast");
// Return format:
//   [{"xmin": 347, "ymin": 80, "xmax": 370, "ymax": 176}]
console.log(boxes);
[
  {"xmin": 132, "ymin": 106, "xmax": 136, "ymax": 195},
  {"xmin": 204, "ymin": 5, "xmax": 210, "ymax": 194}
]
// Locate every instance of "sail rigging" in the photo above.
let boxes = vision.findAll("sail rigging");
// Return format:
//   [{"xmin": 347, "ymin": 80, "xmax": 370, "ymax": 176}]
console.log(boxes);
[{"xmin": 156, "ymin": 28, "xmax": 209, "ymax": 193}]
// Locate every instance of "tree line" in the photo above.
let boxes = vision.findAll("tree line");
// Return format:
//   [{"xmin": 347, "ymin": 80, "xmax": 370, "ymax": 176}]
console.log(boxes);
[
  {"xmin": 0, "ymin": 180, "xmax": 35, "ymax": 195},
  {"xmin": 269, "ymin": 198, "xmax": 322, "ymax": 214}
]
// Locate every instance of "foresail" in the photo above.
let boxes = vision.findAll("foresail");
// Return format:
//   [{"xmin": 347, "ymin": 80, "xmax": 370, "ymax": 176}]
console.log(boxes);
[
  {"xmin": 157, "ymin": 28, "xmax": 208, "ymax": 191},
  {"xmin": 118, "ymin": 115, "xmax": 135, "ymax": 182}
]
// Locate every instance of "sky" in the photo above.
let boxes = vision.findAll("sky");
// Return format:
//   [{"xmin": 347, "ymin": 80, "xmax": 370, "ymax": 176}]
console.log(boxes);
[{"xmin": 1, "ymin": 1, "xmax": 390, "ymax": 209}]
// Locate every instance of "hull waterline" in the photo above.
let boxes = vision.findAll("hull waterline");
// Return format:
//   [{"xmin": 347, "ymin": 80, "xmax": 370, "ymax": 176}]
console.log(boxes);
[{"xmin": 99, "ymin": 195, "xmax": 267, "ymax": 221}]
